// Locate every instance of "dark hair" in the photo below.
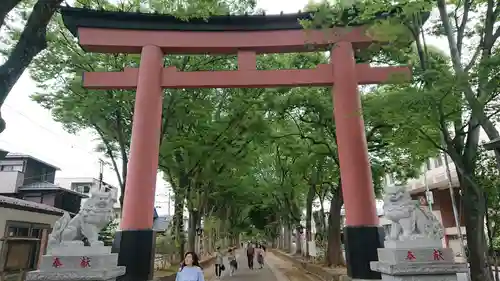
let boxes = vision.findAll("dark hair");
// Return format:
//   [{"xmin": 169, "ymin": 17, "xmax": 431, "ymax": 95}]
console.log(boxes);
[
  {"xmin": 228, "ymin": 249, "xmax": 233, "ymax": 253},
  {"xmin": 180, "ymin": 252, "xmax": 201, "ymax": 271}
]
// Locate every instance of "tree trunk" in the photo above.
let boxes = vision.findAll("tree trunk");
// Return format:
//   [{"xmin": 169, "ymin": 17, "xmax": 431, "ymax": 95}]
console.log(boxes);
[
  {"xmin": 295, "ymin": 226, "xmax": 302, "ymax": 255},
  {"xmin": 283, "ymin": 226, "xmax": 287, "ymax": 250},
  {"xmin": 326, "ymin": 188, "xmax": 345, "ymax": 266},
  {"xmin": 279, "ymin": 224, "xmax": 285, "ymax": 249},
  {"xmin": 173, "ymin": 190, "xmax": 185, "ymax": 259},
  {"xmin": 485, "ymin": 194, "xmax": 500, "ymax": 281},
  {"xmin": 305, "ymin": 184, "xmax": 315, "ymax": 258},
  {"xmin": 187, "ymin": 210, "xmax": 198, "ymax": 252},
  {"xmin": 319, "ymin": 204, "xmax": 326, "ymax": 236},
  {"xmin": 284, "ymin": 224, "xmax": 291, "ymax": 252},
  {"xmin": 461, "ymin": 175, "xmax": 493, "ymax": 281}
]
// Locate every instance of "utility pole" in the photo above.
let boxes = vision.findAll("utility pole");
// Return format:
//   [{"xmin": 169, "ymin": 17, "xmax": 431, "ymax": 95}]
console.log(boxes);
[
  {"xmin": 98, "ymin": 159, "xmax": 104, "ymax": 191},
  {"xmin": 167, "ymin": 190, "xmax": 171, "ymax": 216},
  {"xmin": 442, "ymin": 150, "xmax": 467, "ymax": 260},
  {"xmin": 423, "ymin": 165, "xmax": 433, "ymax": 211}
]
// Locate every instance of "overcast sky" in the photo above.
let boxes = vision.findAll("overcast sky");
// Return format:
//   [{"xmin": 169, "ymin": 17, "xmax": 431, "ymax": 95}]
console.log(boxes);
[{"xmin": 0, "ymin": 0, "xmax": 448, "ymax": 215}]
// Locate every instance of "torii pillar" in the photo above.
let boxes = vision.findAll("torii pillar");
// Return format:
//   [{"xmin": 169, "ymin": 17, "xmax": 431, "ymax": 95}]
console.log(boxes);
[
  {"xmin": 114, "ymin": 45, "xmax": 164, "ymax": 281},
  {"xmin": 331, "ymin": 42, "xmax": 383, "ymax": 280}
]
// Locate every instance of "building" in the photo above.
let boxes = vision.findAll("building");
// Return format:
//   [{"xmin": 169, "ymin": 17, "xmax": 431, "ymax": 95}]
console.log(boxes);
[
  {"xmin": 0, "ymin": 149, "xmax": 7, "ymax": 160},
  {"xmin": 55, "ymin": 177, "xmax": 121, "ymax": 216},
  {"xmin": 153, "ymin": 214, "xmax": 172, "ymax": 233},
  {"xmin": 383, "ymin": 154, "xmax": 466, "ymax": 258},
  {"xmin": 55, "ymin": 177, "xmax": 116, "ymax": 195},
  {"xmin": 0, "ymin": 194, "xmax": 64, "ymax": 280},
  {"xmin": 0, "ymin": 153, "xmax": 87, "ymax": 215}
]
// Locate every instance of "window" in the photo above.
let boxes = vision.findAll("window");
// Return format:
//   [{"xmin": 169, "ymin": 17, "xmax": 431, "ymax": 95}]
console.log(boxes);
[
  {"xmin": 7, "ymin": 226, "xmax": 30, "ymax": 237},
  {"xmin": 434, "ymin": 156, "xmax": 443, "ymax": 167},
  {"xmin": 1, "ymin": 165, "xmax": 23, "ymax": 172},
  {"xmin": 4, "ymin": 222, "xmax": 49, "ymax": 238},
  {"xmin": 73, "ymin": 184, "xmax": 91, "ymax": 194},
  {"xmin": 83, "ymin": 185, "xmax": 91, "ymax": 193},
  {"xmin": 2, "ymin": 222, "xmax": 50, "ymax": 274},
  {"xmin": 23, "ymin": 194, "xmax": 43, "ymax": 203},
  {"xmin": 7, "ymin": 226, "xmax": 17, "ymax": 237},
  {"xmin": 425, "ymin": 158, "xmax": 433, "ymax": 170},
  {"xmin": 40, "ymin": 167, "xmax": 47, "ymax": 181},
  {"xmin": 4, "ymin": 241, "xmax": 36, "ymax": 271},
  {"xmin": 30, "ymin": 228, "xmax": 42, "ymax": 239}
]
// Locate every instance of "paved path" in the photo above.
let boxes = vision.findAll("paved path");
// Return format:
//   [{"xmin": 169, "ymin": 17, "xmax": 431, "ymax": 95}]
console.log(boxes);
[
  {"xmin": 206, "ymin": 250, "xmax": 282, "ymax": 281},
  {"xmin": 265, "ymin": 252, "xmax": 318, "ymax": 281}
]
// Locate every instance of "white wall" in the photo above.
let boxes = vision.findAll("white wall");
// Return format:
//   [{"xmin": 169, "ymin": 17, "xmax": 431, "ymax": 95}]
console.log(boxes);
[
  {"xmin": 0, "ymin": 207, "xmax": 60, "ymax": 250},
  {"xmin": 383, "ymin": 155, "xmax": 460, "ymax": 195},
  {"xmin": 56, "ymin": 177, "xmax": 120, "ymax": 210},
  {"xmin": 0, "ymin": 171, "xmax": 24, "ymax": 193}
]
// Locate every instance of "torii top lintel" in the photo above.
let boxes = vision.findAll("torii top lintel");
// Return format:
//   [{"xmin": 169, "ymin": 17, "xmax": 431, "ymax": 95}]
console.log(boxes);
[
  {"xmin": 61, "ymin": 7, "xmax": 386, "ymax": 54},
  {"xmin": 60, "ymin": 7, "xmax": 429, "ymax": 89}
]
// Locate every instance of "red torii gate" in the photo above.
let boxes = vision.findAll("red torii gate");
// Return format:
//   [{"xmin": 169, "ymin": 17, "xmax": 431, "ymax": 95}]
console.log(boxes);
[{"xmin": 61, "ymin": 7, "xmax": 410, "ymax": 281}]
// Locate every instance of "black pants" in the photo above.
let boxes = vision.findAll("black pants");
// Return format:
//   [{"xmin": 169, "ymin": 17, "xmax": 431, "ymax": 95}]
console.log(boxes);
[
  {"xmin": 215, "ymin": 264, "xmax": 222, "ymax": 277},
  {"xmin": 247, "ymin": 255, "xmax": 254, "ymax": 269}
]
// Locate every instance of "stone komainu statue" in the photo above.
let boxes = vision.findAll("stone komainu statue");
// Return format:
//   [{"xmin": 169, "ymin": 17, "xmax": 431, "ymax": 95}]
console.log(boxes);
[
  {"xmin": 383, "ymin": 185, "xmax": 444, "ymax": 241},
  {"xmin": 48, "ymin": 189, "xmax": 117, "ymax": 249}
]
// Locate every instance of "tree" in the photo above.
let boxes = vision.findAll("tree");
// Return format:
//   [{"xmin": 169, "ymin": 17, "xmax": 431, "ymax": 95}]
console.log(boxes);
[
  {"xmin": 0, "ymin": 0, "xmax": 258, "ymax": 129},
  {"xmin": 365, "ymin": 39, "xmax": 494, "ymax": 281},
  {"xmin": 435, "ymin": 0, "xmax": 500, "ymax": 169},
  {"xmin": 476, "ymin": 148, "xmax": 500, "ymax": 281},
  {"xmin": 98, "ymin": 220, "xmax": 119, "ymax": 246},
  {"xmin": 0, "ymin": 0, "xmax": 63, "ymax": 133},
  {"xmin": 304, "ymin": 1, "xmax": 499, "ymax": 279}
]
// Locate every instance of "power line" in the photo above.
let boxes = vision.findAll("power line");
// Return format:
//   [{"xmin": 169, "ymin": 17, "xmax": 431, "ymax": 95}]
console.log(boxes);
[
  {"xmin": 2, "ymin": 103, "xmax": 107, "ymax": 165},
  {"xmin": 0, "ymin": 105, "xmax": 124, "ymax": 186},
  {"xmin": 0, "ymin": 139, "xmax": 63, "ymax": 169}
]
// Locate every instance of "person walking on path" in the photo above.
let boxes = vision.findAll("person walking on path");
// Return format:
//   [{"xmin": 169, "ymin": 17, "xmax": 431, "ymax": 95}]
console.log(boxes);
[
  {"xmin": 256, "ymin": 245, "xmax": 265, "ymax": 269},
  {"xmin": 246, "ymin": 243, "xmax": 255, "ymax": 269},
  {"xmin": 175, "ymin": 252, "xmax": 205, "ymax": 281},
  {"xmin": 214, "ymin": 247, "xmax": 224, "ymax": 280},
  {"xmin": 227, "ymin": 248, "xmax": 237, "ymax": 276}
]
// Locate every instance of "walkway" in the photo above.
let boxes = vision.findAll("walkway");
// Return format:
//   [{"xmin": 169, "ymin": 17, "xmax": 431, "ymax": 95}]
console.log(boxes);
[{"xmin": 205, "ymin": 250, "xmax": 318, "ymax": 281}]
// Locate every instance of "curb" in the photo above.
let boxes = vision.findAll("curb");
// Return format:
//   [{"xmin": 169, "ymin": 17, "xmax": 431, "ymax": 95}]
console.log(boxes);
[{"xmin": 270, "ymin": 249, "xmax": 350, "ymax": 281}]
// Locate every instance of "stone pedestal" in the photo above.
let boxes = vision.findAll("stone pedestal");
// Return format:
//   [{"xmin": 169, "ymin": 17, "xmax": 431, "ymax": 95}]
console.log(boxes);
[
  {"xmin": 26, "ymin": 241, "xmax": 126, "ymax": 281},
  {"xmin": 370, "ymin": 238, "xmax": 468, "ymax": 281}
]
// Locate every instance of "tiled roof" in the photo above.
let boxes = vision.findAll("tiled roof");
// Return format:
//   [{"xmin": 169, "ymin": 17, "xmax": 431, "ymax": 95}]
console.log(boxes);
[
  {"xmin": 22, "ymin": 182, "xmax": 60, "ymax": 189},
  {"xmin": 19, "ymin": 181, "xmax": 89, "ymax": 198},
  {"xmin": 153, "ymin": 215, "xmax": 172, "ymax": 232},
  {"xmin": 6, "ymin": 152, "xmax": 60, "ymax": 170},
  {"xmin": 0, "ymin": 195, "xmax": 64, "ymax": 214}
]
